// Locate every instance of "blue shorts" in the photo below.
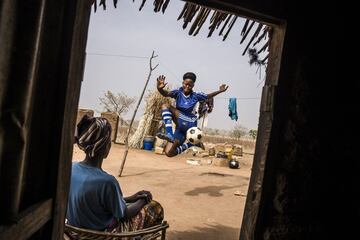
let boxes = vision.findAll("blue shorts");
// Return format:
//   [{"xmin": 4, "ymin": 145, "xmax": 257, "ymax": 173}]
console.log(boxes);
[{"xmin": 174, "ymin": 113, "xmax": 197, "ymax": 144}]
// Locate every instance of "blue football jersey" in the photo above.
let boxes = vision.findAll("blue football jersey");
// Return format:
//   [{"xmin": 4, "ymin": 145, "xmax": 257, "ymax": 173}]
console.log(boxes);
[{"xmin": 171, "ymin": 87, "xmax": 208, "ymax": 116}]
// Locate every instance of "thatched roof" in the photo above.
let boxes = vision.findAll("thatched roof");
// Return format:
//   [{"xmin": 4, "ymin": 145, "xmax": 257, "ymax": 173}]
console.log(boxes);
[{"xmin": 93, "ymin": 0, "xmax": 270, "ymax": 65}]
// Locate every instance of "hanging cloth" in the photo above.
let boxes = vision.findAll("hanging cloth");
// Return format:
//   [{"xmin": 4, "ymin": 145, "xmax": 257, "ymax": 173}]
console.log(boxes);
[
  {"xmin": 196, "ymin": 97, "xmax": 214, "ymax": 118},
  {"xmin": 196, "ymin": 98, "xmax": 214, "ymax": 129},
  {"xmin": 228, "ymin": 98, "xmax": 238, "ymax": 121},
  {"xmin": 198, "ymin": 112, "xmax": 209, "ymax": 129}
]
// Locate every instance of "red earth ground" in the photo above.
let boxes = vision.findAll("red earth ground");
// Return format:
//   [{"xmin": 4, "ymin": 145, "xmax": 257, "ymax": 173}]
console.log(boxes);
[{"xmin": 72, "ymin": 144, "xmax": 253, "ymax": 240}]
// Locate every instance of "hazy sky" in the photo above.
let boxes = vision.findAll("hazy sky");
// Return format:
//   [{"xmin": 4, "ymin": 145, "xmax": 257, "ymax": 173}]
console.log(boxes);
[{"xmin": 79, "ymin": 0, "xmax": 266, "ymax": 131}]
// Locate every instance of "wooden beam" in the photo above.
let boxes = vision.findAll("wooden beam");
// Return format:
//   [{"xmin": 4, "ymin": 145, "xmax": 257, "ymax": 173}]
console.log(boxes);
[
  {"xmin": 50, "ymin": 0, "xmax": 93, "ymax": 239},
  {"xmin": 0, "ymin": 0, "xmax": 17, "ymax": 114},
  {"xmin": 240, "ymin": 24, "xmax": 286, "ymax": 240},
  {"xmin": 0, "ymin": 199, "xmax": 53, "ymax": 240},
  {"xmin": 0, "ymin": 0, "xmax": 46, "ymax": 223},
  {"xmin": 184, "ymin": 0, "xmax": 285, "ymax": 26}
]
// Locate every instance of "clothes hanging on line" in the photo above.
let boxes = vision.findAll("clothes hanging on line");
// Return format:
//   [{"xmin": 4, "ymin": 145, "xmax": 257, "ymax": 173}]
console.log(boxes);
[
  {"xmin": 198, "ymin": 112, "xmax": 209, "ymax": 129},
  {"xmin": 195, "ymin": 97, "xmax": 214, "ymax": 129},
  {"xmin": 197, "ymin": 97, "xmax": 214, "ymax": 118},
  {"xmin": 228, "ymin": 98, "xmax": 238, "ymax": 121}
]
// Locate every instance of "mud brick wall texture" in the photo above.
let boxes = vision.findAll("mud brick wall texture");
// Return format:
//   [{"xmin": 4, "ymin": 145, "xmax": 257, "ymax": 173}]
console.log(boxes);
[
  {"xmin": 101, "ymin": 112, "xmax": 119, "ymax": 142},
  {"xmin": 76, "ymin": 109, "xmax": 94, "ymax": 125}
]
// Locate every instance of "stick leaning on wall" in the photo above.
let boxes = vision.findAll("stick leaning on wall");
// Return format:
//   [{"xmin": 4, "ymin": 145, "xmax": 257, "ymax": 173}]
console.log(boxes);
[{"xmin": 118, "ymin": 51, "xmax": 158, "ymax": 177}]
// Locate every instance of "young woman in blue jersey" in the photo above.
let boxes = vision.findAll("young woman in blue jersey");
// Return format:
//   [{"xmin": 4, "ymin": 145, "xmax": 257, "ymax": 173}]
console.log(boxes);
[{"xmin": 156, "ymin": 72, "xmax": 228, "ymax": 157}]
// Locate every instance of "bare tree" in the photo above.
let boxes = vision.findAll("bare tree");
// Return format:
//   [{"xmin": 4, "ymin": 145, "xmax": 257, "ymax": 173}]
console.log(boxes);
[{"xmin": 99, "ymin": 91, "xmax": 136, "ymax": 117}]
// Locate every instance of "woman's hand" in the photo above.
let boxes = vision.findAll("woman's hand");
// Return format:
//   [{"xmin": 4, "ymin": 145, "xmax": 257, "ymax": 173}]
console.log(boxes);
[
  {"xmin": 219, "ymin": 84, "xmax": 228, "ymax": 92},
  {"xmin": 157, "ymin": 75, "xmax": 167, "ymax": 89},
  {"xmin": 136, "ymin": 190, "xmax": 153, "ymax": 203}
]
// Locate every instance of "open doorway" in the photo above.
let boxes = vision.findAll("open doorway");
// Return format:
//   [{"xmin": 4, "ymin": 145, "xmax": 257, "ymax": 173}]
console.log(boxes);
[
  {"xmin": 71, "ymin": 1, "xmax": 284, "ymax": 240},
  {"xmin": 0, "ymin": 0, "xmax": 286, "ymax": 239},
  {"xmin": 4, "ymin": 0, "xmax": 347, "ymax": 239}
]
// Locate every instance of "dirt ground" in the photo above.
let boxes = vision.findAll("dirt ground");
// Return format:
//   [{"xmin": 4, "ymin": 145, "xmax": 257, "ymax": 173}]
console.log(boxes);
[{"xmin": 72, "ymin": 144, "xmax": 253, "ymax": 240}]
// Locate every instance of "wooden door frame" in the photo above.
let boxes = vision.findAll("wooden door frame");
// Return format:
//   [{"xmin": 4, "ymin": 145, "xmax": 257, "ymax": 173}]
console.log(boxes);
[
  {"xmin": 0, "ymin": 1, "xmax": 285, "ymax": 239},
  {"xmin": 0, "ymin": 0, "xmax": 92, "ymax": 239}
]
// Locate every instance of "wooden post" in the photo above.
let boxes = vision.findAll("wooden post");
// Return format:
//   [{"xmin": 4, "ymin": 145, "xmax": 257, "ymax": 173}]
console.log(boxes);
[
  {"xmin": 118, "ymin": 51, "xmax": 158, "ymax": 177},
  {"xmin": 0, "ymin": 0, "xmax": 46, "ymax": 223},
  {"xmin": 240, "ymin": 23, "xmax": 286, "ymax": 240}
]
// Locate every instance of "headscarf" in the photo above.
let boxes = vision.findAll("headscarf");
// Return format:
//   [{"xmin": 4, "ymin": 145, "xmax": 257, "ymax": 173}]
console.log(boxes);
[{"xmin": 75, "ymin": 115, "xmax": 112, "ymax": 158}]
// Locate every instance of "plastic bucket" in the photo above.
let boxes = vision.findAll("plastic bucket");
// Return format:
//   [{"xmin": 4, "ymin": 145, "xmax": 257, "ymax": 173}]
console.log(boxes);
[
  {"xmin": 225, "ymin": 145, "xmax": 233, "ymax": 160},
  {"xmin": 143, "ymin": 136, "xmax": 155, "ymax": 151}
]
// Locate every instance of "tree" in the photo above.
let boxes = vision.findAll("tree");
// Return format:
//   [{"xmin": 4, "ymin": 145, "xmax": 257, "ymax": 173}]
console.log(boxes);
[
  {"xmin": 249, "ymin": 129, "xmax": 258, "ymax": 140},
  {"xmin": 231, "ymin": 124, "xmax": 248, "ymax": 139},
  {"xmin": 203, "ymin": 128, "xmax": 220, "ymax": 136},
  {"xmin": 99, "ymin": 91, "xmax": 136, "ymax": 117}
]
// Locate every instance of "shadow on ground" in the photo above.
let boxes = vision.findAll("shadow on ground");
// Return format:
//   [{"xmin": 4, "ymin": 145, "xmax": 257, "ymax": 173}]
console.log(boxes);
[
  {"xmin": 121, "ymin": 167, "xmax": 192, "ymax": 177},
  {"xmin": 185, "ymin": 185, "xmax": 244, "ymax": 197},
  {"xmin": 169, "ymin": 223, "xmax": 240, "ymax": 240},
  {"xmin": 199, "ymin": 172, "xmax": 250, "ymax": 181},
  {"xmin": 199, "ymin": 172, "xmax": 234, "ymax": 177}
]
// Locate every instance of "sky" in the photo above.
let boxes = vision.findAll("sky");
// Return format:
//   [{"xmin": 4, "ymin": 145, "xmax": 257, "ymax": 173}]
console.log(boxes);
[{"xmin": 79, "ymin": 0, "xmax": 267, "ymax": 131}]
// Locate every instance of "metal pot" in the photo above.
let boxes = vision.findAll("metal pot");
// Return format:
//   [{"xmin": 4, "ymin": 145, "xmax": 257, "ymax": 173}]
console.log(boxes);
[{"xmin": 229, "ymin": 159, "xmax": 239, "ymax": 169}]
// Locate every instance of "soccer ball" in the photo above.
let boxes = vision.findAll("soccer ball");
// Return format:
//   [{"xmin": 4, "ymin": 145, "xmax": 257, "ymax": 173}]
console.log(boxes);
[{"xmin": 186, "ymin": 127, "xmax": 202, "ymax": 145}]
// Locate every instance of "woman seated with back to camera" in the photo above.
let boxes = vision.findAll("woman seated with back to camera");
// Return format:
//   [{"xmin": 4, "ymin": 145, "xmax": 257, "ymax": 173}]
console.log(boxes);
[{"xmin": 66, "ymin": 115, "xmax": 164, "ymax": 233}]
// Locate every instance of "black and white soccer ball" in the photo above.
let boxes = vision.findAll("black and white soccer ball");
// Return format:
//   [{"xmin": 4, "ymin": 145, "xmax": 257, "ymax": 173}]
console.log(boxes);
[{"xmin": 186, "ymin": 127, "xmax": 203, "ymax": 145}]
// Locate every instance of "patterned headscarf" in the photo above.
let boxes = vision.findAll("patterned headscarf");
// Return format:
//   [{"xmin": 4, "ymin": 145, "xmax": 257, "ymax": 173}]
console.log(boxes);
[{"xmin": 75, "ymin": 115, "xmax": 112, "ymax": 158}]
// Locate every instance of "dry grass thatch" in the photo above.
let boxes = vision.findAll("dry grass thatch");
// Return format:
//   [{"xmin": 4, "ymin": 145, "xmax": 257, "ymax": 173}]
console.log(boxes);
[
  {"xmin": 93, "ymin": 0, "xmax": 270, "ymax": 65},
  {"xmin": 128, "ymin": 89, "xmax": 171, "ymax": 148}
]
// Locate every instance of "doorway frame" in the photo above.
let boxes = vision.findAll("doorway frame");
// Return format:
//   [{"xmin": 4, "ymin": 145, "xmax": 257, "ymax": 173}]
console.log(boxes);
[
  {"xmin": 0, "ymin": 1, "xmax": 286, "ymax": 239},
  {"xmin": 72, "ymin": 1, "xmax": 287, "ymax": 239}
]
